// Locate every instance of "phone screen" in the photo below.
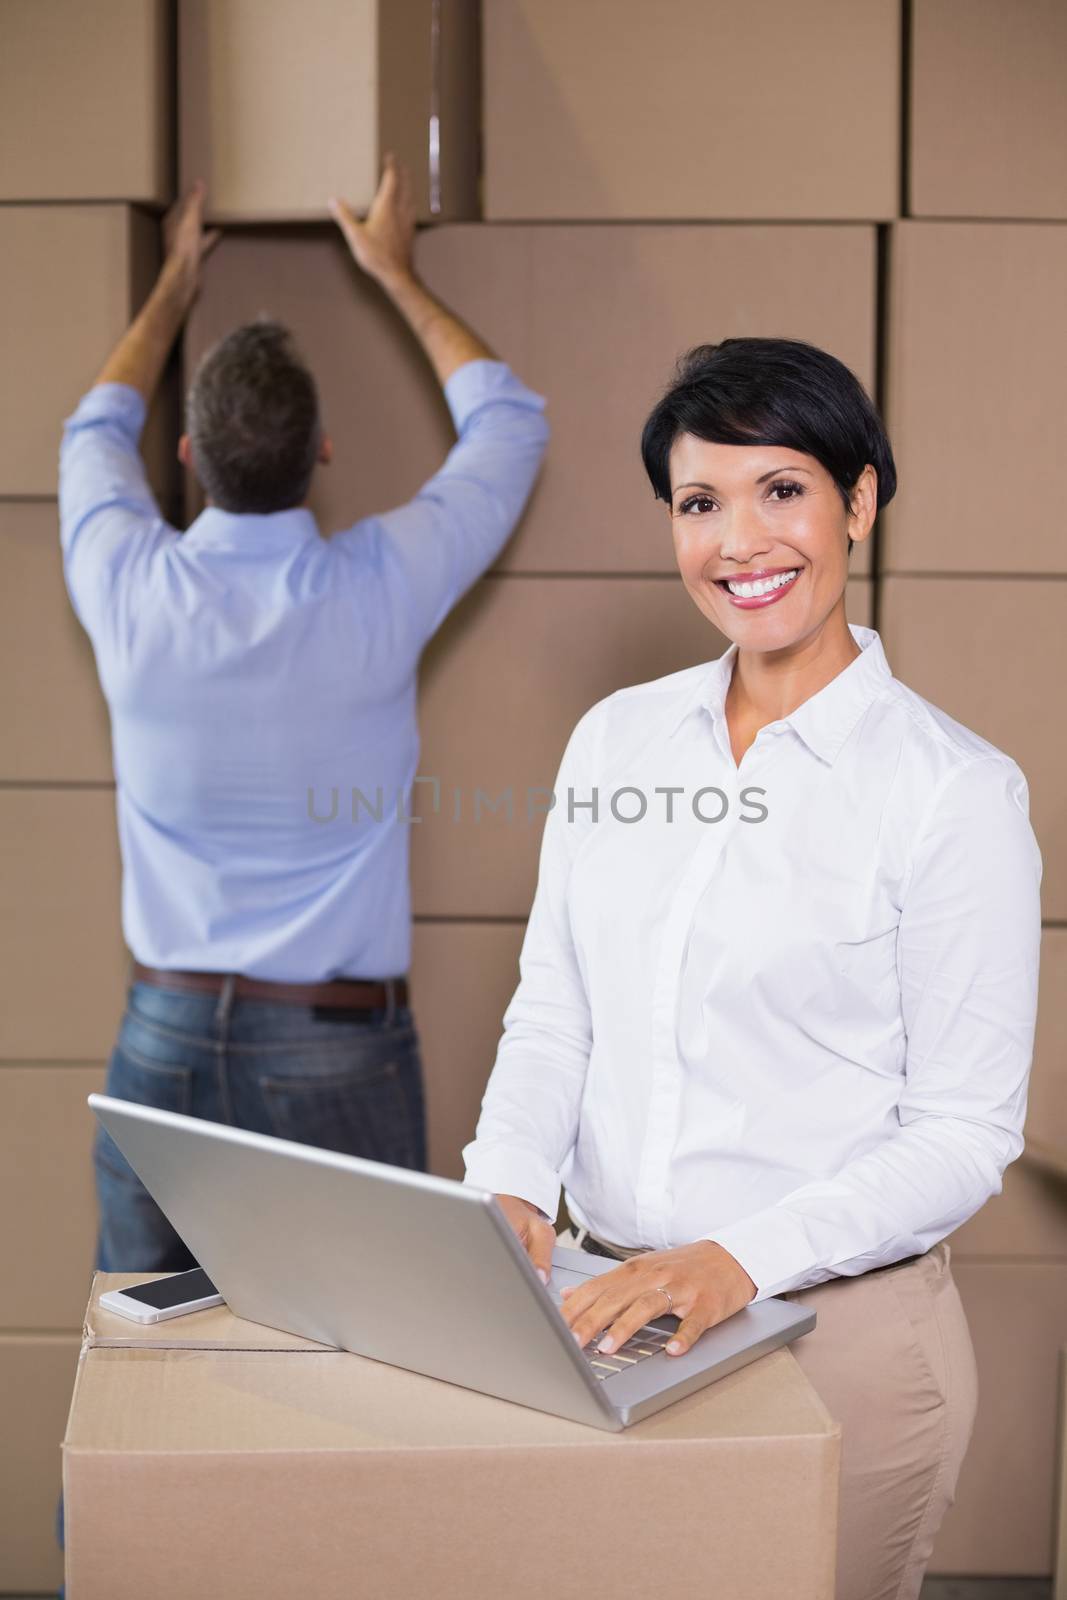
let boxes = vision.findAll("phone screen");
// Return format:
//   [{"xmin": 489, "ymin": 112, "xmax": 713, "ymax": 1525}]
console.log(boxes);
[{"xmin": 117, "ymin": 1268, "xmax": 219, "ymax": 1310}]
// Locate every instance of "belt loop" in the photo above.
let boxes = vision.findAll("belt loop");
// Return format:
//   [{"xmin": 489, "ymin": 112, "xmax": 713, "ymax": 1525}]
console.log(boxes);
[
  {"xmin": 214, "ymin": 973, "xmax": 237, "ymax": 1032},
  {"xmin": 384, "ymin": 977, "xmax": 397, "ymax": 1026},
  {"xmin": 573, "ymin": 1226, "xmax": 589, "ymax": 1249}
]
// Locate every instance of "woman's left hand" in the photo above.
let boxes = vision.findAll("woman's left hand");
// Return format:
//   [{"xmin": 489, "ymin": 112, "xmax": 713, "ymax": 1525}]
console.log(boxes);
[{"xmin": 559, "ymin": 1241, "xmax": 758, "ymax": 1356}]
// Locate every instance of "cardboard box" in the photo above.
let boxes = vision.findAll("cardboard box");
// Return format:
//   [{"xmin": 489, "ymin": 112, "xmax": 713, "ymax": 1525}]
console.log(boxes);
[
  {"xmin": 0, "ymin": 504, "xmax": 112, "ymax": 783},
  {"xmin": 0, "ymin": 1066, "xmax": 105, "ymax": 1330},
  {"xmin": 880, "ymin": 576, "xmax": 1065, "ymax": 918},
  {"xmin": 410, "ymin": 921, "xmax": 526, "ymax": 1177},
  {"xmin": 929, "ymin": 1261, "xmax": 1067, "ymax": 1575},
  {"xmin": 0, "ymin": 205, "xmax": 178, "ymax": 501},
  {"xmin": 0, "ymin": 788, "xmax": 127, "ymax": 1060},
  {"xmin": 179, "ymin": 0, "xmax": 478, "ymax": 222},
  {"xmin": 64, "ymin": 1273, "xmax": 839, "ymax": 1598},
  {"xmin": 911, "ymin": 0, "xmax": 1067, "ymax": 220},
  {"xmin": 484, "ymin": 0, "xmax": 899, "ymax": 221},
  {"xmin": 417, "ymin": 224, "xmax": 879, "ymax": 577},
  {"xmin": 1057, "ymin": 1345, "xmax": 1067, "ymax": 1600},
  {"xmin": 1026, "ymin": 927, "xmax": 1067, "ymax": 1182},
  {"xmin": 185, "ymin": 223, "xmax": 878, "ymax": 575},
  {"xmin": 949, "ymin": 1155, "xmax": 1067, "ymax": 1261},
  {"xmin": 0, "ymin": 0, "xmax": 172, "ymax": 203},
  {"xmin": 884, "ymin": 223, "xmax": 1067, "ymax": 574},
  {"xmin": 0, "ymin": 1335, "xmax": 81, "ymax": 1594}
]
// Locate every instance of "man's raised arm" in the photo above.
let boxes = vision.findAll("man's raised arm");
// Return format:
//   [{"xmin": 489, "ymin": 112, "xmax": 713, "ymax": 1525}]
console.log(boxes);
[
  {"xmin": 58, "ymin": 184, "xmax": 218, "ymax": 640},
  {"xmin": 330, "ymin": 154, "xmax": 496, "ymax": 384},
  {"xmin": 330, "ymin": 156, "xmax": 549, "ymax": 644}
]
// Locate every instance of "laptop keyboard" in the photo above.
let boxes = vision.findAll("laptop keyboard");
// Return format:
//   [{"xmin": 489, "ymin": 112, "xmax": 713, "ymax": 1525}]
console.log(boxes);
[{"xmin": 581, "ymin": 1322, "xmax": 672, "ymax": 1379}]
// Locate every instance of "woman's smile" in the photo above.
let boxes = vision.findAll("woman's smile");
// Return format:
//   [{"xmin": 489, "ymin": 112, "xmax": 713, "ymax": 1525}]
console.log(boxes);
[{"xmin": 713, "ymin": 565, "xmax": 803, "ymax": 609}]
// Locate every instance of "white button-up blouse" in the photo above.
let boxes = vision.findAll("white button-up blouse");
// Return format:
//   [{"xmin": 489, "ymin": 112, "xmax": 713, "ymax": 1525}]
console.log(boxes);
[{"xmin": 462, "ymin": 624, "xmax": 1043, "ymax": 1301}]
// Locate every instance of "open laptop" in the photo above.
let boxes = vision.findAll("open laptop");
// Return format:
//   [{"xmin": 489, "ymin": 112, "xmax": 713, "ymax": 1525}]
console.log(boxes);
[{"xmin": 89, "ymin": 1094, "xmax": 815, "ymax": 1433}]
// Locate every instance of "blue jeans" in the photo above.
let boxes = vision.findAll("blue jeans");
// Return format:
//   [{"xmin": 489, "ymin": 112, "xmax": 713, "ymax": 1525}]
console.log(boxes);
[{"xmin": 93, "ymin": 977, "xmax": 427, "ymax": 1272}]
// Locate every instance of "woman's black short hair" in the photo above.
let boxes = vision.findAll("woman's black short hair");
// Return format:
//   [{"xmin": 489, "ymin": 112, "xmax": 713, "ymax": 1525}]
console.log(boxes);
[{"xmin": 640, "ymin": 337, "xmax": 897, "ymax": 554}]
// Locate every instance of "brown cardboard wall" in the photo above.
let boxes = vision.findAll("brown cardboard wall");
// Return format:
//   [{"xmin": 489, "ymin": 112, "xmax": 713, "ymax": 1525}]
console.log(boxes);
[
  {"xmin": 0, "ymin": 504, "xmax": 112, "ymax": 782},
  {"xmin": 911, "ymin": 0, "xmax": 1067, "ymax": 220},
  {"xmin": 0, "ymin": 205, "xmax": 177, "ymax": 502},
  {"xmin": 410, "ymin": 922, "xmax": 526, "ymax": 1178},
  {"xmin": 179, "ymin": 0, "xmax": 478, "ymax": 222},
  {"xmin": 0, "ymin": 1066, "xmax": 105, "ymax": 1328},
  {"xmin": 483, "ymin": 0, "xmax": 900, "ymax": 221},
  {"xmin": 0, "ymin": 0, "xmax": 172, "ymax": 203},
  {"xmin": 880, "ymin": 577, "xmax": 1066, "ymax": 919},
  {"xmin": 417, "ymin": 225, "xmax": 878, "ymax": 577},
  {"xmin": 948, "ymin": 1157, "xmax": 1067, "ymax": 1260},
  {"xmin": 0, "ymin": 790, "xmax": 127, "ymax": 1060},
  {"xmin": 1026, "ymin": 929, "xmax": 1067, "ymax": 1179},
  {"xmin": 185, "ymin": 223, "xmax": 877, "ymax": 576},
  {"xmin": 883, "ymin": 222, "xmax": 1067, "ymax": 575},
  {"xmin": 930, "ymin": 1264, "xmax": 1067, "ymax": 1574},
  {"xmin": 0, "ymin": 1335, "xmax": 81, "ymax": 1594}
]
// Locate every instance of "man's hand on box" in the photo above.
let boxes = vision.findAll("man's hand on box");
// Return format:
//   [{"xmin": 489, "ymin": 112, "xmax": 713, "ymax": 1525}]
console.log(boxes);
[
  {"xmin": 330, "ymin": 152, "xmax": 416, "ymax": 290},
  {"xmin": 161, "ymin": 179, "xmax": 221, "ymax": 309},
  {"xmin": 559, "ymin": 1241, "xmax": 758, "ymax": 1358}
]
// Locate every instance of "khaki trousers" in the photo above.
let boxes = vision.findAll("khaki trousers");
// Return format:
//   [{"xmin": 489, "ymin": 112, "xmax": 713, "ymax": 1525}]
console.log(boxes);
[
  {"xmin": 559, "ymin": 1231, "xmax": 978, "ymax": 1600},
  {"xmin": 780, "ymin": 1241, "xmax": 978, "ymax": 1600}
]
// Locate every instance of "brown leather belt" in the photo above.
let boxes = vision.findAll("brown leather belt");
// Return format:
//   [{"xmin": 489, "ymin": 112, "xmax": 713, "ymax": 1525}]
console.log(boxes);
[
  {"xmin": 131, "ymin": 961, "xmax": 408, "ymax": 1011},
  {"xmin": 567, "ymin": 1211, "xmax": 647, "ymax": 1261},
  {"xmin": 568, "ymin": 1211, "xmax": 925, "ymax": 1279}
]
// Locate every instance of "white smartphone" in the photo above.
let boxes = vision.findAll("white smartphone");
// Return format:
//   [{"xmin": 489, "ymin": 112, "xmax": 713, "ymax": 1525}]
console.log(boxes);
[{"xmin": 98, "ymin": 1266, "xmax": 224, "ymax": 1324}]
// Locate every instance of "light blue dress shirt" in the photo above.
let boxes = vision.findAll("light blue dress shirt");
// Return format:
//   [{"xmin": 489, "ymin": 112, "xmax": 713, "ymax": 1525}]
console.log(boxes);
[{"xmin": 58, "ymin": 360, "xmax": 548, "ymax": 981}]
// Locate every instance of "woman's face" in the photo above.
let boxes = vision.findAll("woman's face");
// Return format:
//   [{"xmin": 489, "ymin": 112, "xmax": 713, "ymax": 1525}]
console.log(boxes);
[{"xmin": 667, "ymin": 434, "xmax": 876, "ymax": 652}]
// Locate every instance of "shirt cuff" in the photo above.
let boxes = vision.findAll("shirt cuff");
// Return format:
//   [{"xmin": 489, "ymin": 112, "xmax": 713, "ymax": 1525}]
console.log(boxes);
[
  {"xmin": 702, "ymin": 1207, "xmax": 825, "ymax": 1302},
  {"xmin": 461, "ymin": 1143, "xmax": 561, "ymax": 1222},
  {"xmin": 442, "ymin": 358, "xmax": 547, "ymax": 434},
  {"xmin": 65, "ymin": 381, "xmax": 148, "ymax": 442}
]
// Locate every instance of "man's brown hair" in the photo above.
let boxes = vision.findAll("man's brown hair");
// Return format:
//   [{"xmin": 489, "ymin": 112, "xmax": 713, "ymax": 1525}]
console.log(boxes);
[{"xmin": 186, "ymin": 319, "xmax": 322, "ymax": 514}]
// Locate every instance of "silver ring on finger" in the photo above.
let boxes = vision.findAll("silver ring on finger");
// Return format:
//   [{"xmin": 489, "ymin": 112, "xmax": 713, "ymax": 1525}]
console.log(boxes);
[{"xmin": 656, "ymin": 1286, "xmax": 674, "ymax": 1316}]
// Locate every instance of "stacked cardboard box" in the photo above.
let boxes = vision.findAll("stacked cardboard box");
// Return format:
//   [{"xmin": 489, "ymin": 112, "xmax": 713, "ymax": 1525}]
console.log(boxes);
[
  {"xmin": 910, "ymin": 0, "xmax": 1067, "ymax": 220},
  {"xmin": 483, "ymin": 0, "xmax": 900, "ymax": 221},
  {"xmin": 0, "ymin": 206, "xmax": 176, "ymax": 502},
  {"xmin": 63, "ymin": 1275, "xmax": 841, "ymax": 1600},
  {"xmin": 179, "ymin": 0, "xmax": 479, "ymax": 222},
  {"xmin": 884, "ymin": 56, "xmax": 1067, "ymax": 1567},
  {"xmin": 0, "ymin": 11, "xmax": 179, "ymax": 1586},
  {"xmin": 0, "ymin": 0, "xmax": 172, "ymax": 204}
]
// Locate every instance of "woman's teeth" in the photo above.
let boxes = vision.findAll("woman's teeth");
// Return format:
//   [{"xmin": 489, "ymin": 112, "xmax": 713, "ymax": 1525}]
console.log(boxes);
[{"xmin": 724, "ymin": 569, "xmax": 799, "ymax": 599}]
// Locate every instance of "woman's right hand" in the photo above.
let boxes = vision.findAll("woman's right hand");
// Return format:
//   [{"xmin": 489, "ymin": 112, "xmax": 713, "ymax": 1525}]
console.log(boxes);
[{"xmin": 497, "ymin": 1194, "xmax": 557, "ymax": 1285}]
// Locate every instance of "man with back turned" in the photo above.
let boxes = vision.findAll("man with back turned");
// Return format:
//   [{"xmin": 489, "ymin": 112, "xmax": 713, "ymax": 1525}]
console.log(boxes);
[{"xmin": 59, "ymin": 156, "xmax": 549, "ymax": 1270}]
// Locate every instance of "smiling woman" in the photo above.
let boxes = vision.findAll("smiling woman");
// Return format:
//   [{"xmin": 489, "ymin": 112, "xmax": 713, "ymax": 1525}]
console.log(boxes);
[
  {"xmin": 463, "ymin": 336, "xmax": 1043, "ymax": 1600},
  {"xmin": 641, "ymin": 340, "xmax": 894, "ymax": 716}
]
